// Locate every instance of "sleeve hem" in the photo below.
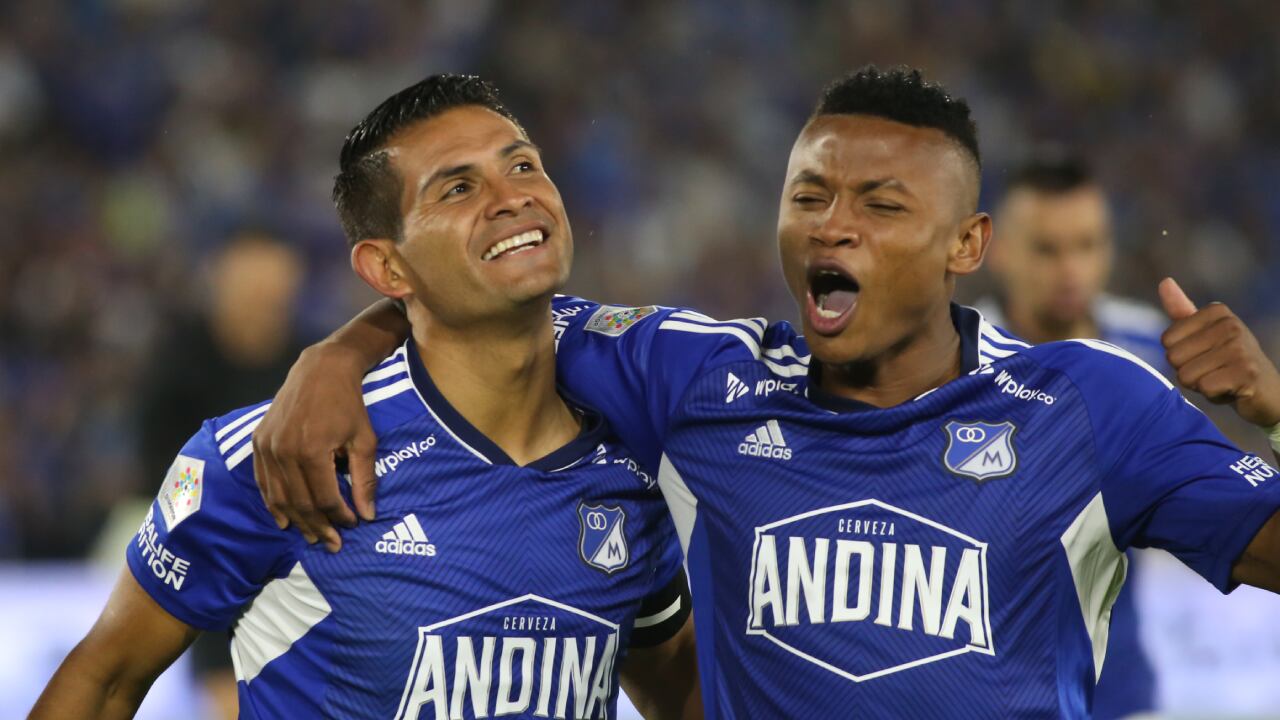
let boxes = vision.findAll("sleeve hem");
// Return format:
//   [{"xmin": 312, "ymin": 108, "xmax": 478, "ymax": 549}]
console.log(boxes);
[
  {"xmin": 126, "ymin": 540, "xmax": 229, "ymax": 632},
  {"xmin": 1210, "ymin": 489, "xmax": 1280, "ymax": 594}
]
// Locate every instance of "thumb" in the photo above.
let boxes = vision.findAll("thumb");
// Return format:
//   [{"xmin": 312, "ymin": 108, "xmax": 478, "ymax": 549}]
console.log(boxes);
[
  {"xmin": 1158, "ymin": 277, "xmax": 1197, "ymax": 320},
  {"xmin": 347, "ymin": 430, "xmax": 379, "ymax": 522}
]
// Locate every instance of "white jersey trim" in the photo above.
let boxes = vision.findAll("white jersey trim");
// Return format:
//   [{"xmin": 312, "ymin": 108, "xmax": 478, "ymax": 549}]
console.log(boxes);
[
  {"xmin": 230, "ymin": 561, "xmax": 333, "ymax": 684},
  {"xmin": 657, "ymin": 454, "xmax": 699, "ymax": 555},
  {"xmin": 1060, "ymin": 492, "xmax": 1126, "ymax": 682},
  {"xmin": 215, "ymin": 404, "xmax": 270, "ymax": 442},
  {"xmin": 1068, "ymin": 338, "xmax": 1174, "ymax": 390}
]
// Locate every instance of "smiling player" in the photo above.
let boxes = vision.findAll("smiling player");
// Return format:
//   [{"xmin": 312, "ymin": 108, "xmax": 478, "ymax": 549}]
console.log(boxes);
[{"xmin": 31, "ymin": 75, "xmax": 696, "ymax": 720}]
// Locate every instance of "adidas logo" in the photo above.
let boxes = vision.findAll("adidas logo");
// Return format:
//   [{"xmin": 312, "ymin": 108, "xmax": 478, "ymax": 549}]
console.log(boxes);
[
  {"xmin": 738, "ymin": 419, "xmax": 792, "ymax": 460},
  {"xmin": 375, "ymin": 513, "xmax": 437, "ymax": 557},
  {"xmin": 726, "ymin": 372, "xmax": 749, "ymax": 404}
]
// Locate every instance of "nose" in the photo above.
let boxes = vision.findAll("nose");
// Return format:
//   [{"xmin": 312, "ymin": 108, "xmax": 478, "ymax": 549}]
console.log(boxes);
[
  {"xmin": 484, "ymin": 176, "xmax": 534, "ymax": 219},
  {"xmin": 809, "ymin": 198, "xmax": 862, "ymax": 248}
]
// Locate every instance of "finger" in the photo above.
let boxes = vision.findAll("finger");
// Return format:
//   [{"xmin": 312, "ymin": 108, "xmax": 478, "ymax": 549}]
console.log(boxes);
[
  {"xmin": 253, "ymin": 445, "xmax": 289, "ymax": 530},
  {"xmin": 299, "ymin": 450, "xmax": 357, "ymax": 533},
  {"xmin": 1164, "ymin": 315, "xmax": 1241, "ymax": 368},
  {"xmin": 347, "ymin": 429, "xmax": 379, "ymax": 522},
  {"xmin": 268, "ymin": 451, "xmax": 319, "ymax": 545},
  {"xmin": 1161, "ymin": 301, "xmax": 1233, "ymax": 349},
  {"xmin": 1159, "ymin": 277, "xmax": 1197, "ymax": 321},
  {"xmin": 1173, "ymin": 346, "xmax": 1233, "ymax": 394},
  {"xmin": 1197, "ymin": 367, "xmax": 1248, "ymax": 405},
  {"xmin": 280, "ymin": 455, "xmax": 341, "ymax": 550}
]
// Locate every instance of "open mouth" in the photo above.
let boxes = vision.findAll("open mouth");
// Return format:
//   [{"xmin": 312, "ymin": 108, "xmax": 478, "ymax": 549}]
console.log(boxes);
[
  {"xmin": 481, "ymin": 229, "xmax": 547, "ymax": 262},
  {"xmin": 809, "ymin": 267, "xmax": 860, "ymax": 318}
]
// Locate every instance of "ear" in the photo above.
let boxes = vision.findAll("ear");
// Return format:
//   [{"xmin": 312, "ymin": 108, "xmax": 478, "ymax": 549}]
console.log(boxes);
[
  {"xmin": 947, "ymin": 213, "xmax": 992, "ymax": 276},
  {"xmin": 351, "ymin": 239, "xmax": 413, "ymax": 300}
]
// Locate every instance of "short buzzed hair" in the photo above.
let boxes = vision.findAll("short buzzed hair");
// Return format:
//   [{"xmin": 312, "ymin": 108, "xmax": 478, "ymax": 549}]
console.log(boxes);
[
  {"xmin": 815, "ymin": 65, "xmax": 981, "ymax": 169},
  {"xmin": 332, "ymin": 74, "xmax": 523, "ymax": 246}
]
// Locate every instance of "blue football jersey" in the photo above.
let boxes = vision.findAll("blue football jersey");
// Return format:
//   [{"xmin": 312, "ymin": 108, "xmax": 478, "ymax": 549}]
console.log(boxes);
[
  {"xmin": 127, "ymin": 339, "xmax": 686, "ymax": 719},
  {"xmin": 974, "ymin": 294, "xmax": 1171, "ymax": 718},
  {"xmin": 551, "ymin": 296, "xmax": 1280, "ymax": 719}
]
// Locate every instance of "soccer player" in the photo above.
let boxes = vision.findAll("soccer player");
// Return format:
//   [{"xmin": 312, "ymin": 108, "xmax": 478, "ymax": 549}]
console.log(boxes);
[
  {"xmin": 255, "ymin": 67, "xmax": 1280, "ymax": 717},
  {"xmin": 979, "ymin": 154, "xmax": 1164, "ymax": 718},
  {"xmin": 31, "ymin": 76, "xmax": 697, "ymax": 720}
]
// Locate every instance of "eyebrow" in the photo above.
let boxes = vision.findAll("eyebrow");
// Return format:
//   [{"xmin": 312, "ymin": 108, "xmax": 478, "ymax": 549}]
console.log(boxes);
[
  {"xmin": 789, "ymin": 170, "xmax": 828, "ymax": 188},
  {"xmin": 855, "ymin": 178, "xmax": 910, "ymax": 195},
  {"xmin": 418, "ymin": 139, "xmax": 543, "ymax": 199}
]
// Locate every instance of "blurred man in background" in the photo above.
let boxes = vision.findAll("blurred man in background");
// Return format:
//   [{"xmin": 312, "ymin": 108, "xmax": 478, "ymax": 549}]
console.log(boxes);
[
  {"xmin": 136, "ymin": 230, "xmax": 307, "ymax": 720},
  {"xmin": 978, "ymin": 154, "xmax": 1163, "ymax": 718},
  {"xmin": 980, "ymin": 155, "xmax": 1167, "ymax": 367}
]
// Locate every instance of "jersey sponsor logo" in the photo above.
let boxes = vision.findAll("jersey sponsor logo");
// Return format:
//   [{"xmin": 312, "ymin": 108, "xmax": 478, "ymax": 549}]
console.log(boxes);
[
  {"xmin": 747, "ymin": 499, "xmax": 994, "ymax": 682},
  {"xmin": 739, "ymin": 419, "xmax": 792, "ymax": 460},
  {"xmin": 583, "ymin": 305, "xmax": 658, "ymax": 336},
  {"xmin": 754, "ymin": 378, "xmax": 799, "ymax": 398},
  {"xmin": 136, "ymin": 506, "xmax": 193, "ymax": 590},
  {"xmin": 376, "ymin": 436, "xmax": 437, "ymax": 478},
  {"xmin": 396, "ymin": 595, "xmax": 620, "ymax": 720},
  {"xmin": 725, "ymin": 372, "xmax": 749, "ymax": 403},
  {"xmin": 1230, "ymin": 454, "xmax": 1278, "ymax": 488},
  {"xmin": 993, "ymin": 369, "xmax": 1055, "ymax": 405},
  {"xmin": 157, "ymin": 454, "xmax": 204, "ymax": 531},
  {"xmin": 611, "ymin": 456, "xmax": 656, "ymax": 490},
  {"xmin": 943, "ymin": 420, "xmax": 1018, "ymax": 482},
  {"xmin": 578, "ymin": 503, "xmax": 628, "ymax": 574},
  {"xmin": 377, "ymin": 514, "xmax": 437, "ymax": 557}
]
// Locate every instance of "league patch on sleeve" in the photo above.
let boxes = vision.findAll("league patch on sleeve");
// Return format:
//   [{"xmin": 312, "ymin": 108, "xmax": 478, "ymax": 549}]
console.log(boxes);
[
  {"xmin": 584, "ymin": 305, "xmax": 658, "ymax": 336},
  {"xmin": 158, "ymin": 455, "xmax": 205, "ymax": 530}
]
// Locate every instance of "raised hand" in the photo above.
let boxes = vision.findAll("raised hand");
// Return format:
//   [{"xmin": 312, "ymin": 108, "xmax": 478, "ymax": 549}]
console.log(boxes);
[{"xmin": 1159, "ymin": 277, "xmax": 1280, "ymax": 430}]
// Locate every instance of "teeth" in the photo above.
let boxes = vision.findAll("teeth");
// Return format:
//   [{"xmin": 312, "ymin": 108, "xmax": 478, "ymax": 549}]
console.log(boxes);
[
  {"xmin": 482, "ymin": 230, "xmax": 544, "ymax": 261},
  {"xmin": 816, "ymin": 294, "xmax": 842, "ymax": 318}
]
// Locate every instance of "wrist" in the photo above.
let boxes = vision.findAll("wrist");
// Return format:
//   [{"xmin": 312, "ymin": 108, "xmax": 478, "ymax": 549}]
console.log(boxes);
[
  {"xmin": 1267, "ymin": 421, "xmax": 1280, "ymax": 455},
  {"xmin": 304, "ymin": 339, "xmax": 374, "ymax": 374}
]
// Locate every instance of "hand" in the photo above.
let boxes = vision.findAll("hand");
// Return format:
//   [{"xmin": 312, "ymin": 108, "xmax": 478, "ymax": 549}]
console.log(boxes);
[
  {"xmin": 252, "ymin": 341, "xmax": 379, "ymax": 551},
  {"xmin": 1159, "ymin": 277, "xmax": 1280, "ymax": 429}
]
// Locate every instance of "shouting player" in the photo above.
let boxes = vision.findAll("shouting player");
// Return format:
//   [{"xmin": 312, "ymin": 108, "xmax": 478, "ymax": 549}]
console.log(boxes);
[
  {"xmin": 255, "ymin": 67, "xmax": 1280, "ymax": 717},
  {"xmin": 31, "ymin": 76, "xmax": 697, "ymax": 720}
]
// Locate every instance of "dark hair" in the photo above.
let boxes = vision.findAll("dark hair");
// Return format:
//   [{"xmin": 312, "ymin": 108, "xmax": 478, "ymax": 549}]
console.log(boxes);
[
  {"xmin": 333, "ymin": 74, "xmax": 522, "ymax": 245},
  {"xmin": 1006, "ymin": 151, "xmax": 1095, "ymax": 194},
  {"xmin": 814, "ymin": 65, "xmax": 980, "ymax": 168}
]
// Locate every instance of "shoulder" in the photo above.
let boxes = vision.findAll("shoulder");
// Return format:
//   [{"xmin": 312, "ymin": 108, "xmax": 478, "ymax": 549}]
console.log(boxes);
[
  {"xmin": 1017, "ymin": 338, "xmax": 1175, "ymax": 405},
  {"xmin": 552, "ymin": 294, "xmax": 804, "ymax": 375},
  {"xmin": 359, "ymin": 342, "xmax": 430, "ymax": 434}
]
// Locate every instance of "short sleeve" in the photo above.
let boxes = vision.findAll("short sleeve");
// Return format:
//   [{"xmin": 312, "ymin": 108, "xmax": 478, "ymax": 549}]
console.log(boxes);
[
  {"xmin": 126, "ymin": 420, "xmax": 299, "ymax": 631},
  {"xmin": 553, "ymin": 296, "xmax": 764, "ymax": 469},
  {"xmin": 1092, "ymin": 356, "xmax": 1280, "ymax": 593}
]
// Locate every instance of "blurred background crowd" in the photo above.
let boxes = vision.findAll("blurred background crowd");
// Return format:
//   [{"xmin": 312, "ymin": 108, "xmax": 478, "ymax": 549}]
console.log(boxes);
[{"xmin": 2, "ymin": 0, "xmax": 1279, "ymax": 583}]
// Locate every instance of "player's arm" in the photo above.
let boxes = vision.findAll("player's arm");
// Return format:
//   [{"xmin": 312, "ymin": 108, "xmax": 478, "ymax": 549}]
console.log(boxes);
[
  {"xmin": 620, "ymin": 617, "xmax": 701, "ymax": 720},
  {"xmin": 253, "ymin": 298, "xmax": 409, "ymax": 549},
  {"xmin": 29, "ymin": 570, "xmax": 200, "ymax": 719},
  {"xmin": 1156, "ymin": 279, "xmax": 1280, "ymax": 590},
  {"xmin": 618, "ymin": 571, "xmax": 700, "ymax": 720}
]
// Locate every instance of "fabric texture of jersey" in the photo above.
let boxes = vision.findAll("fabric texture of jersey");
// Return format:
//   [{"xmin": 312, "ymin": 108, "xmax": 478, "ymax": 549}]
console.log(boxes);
[
  {"xmin": 127, "ymin": 338, "xmax": 685, "ymax": 719},
  {"xmin": 973, "ymin": 293, "xmax": 1169, "ymax": 718},
  {"xmin": 551, "ymin": 296, "xmax": 1280, "ymax": 719}
]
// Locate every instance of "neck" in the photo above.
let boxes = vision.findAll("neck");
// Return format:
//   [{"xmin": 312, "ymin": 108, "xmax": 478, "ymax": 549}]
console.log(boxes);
[
  {"xmin": 1003, "ymin": 300, "xmax": 1096, "ymax": 344},
  {"xmin": 818, "ymin": 303, "xmax": 962, "ymax": 409},
  {"xmin": 407, "ymin": 299, "xmax": 579, "ymax": 465}
]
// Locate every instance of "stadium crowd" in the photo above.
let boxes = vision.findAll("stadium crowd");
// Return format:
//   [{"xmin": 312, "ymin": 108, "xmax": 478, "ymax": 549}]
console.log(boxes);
[{"xmin": 2, "ymin": 0, "xmax": 1279, "ymax": 559}]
